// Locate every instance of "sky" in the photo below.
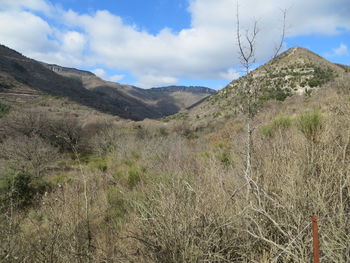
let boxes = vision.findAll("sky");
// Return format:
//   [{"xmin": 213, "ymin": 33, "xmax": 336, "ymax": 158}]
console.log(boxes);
[{"xmin": 0, "ymin": 0, "xmax": 349, "ymax": 89}]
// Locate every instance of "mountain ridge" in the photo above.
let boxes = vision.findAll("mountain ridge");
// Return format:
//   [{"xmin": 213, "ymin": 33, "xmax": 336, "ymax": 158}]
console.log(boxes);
[{"xmin": 0, "ymin": 44, "xmax": 215, "ymax": 120}]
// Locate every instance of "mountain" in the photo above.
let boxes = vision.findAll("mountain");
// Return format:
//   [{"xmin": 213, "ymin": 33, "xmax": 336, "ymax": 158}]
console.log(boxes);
[
  {"xmin": 187, "ymin": 47, "xmax": 350, "ymax": 123},
  {"xmin": 0, "ymin": 44, "xmax": 215, "ymax": 120},
  {"xmin": 0, "ymin": 44, "xmax": 147, "ymax": 119},
  {"xmin": 40, "ymin": 63, "xmax": 215, "ymax": 118}
]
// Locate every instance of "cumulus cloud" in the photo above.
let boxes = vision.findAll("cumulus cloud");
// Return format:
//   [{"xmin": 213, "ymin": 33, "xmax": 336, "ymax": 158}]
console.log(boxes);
[
  {"xmin": 0, "ymin": 0, "xmax": 53, "ymax": 14},
  {"xmin": 109, "ymin": 74, "xmax": 125, "ymax": 82},
  {"xmin": 333, "ymin": 43, "xmax": 348, "ymax": 56},
  {"xmin": 0, "ymin": 0, "xmax": 350, "ymax": 88},
  {"xmin": 62, "ymin": 31, "xmax": 86, "ymax": 54},
  {"xmin": 325, "ymin": 43, "xmax": 349, "ymax": 58},
  {"xmin": 135, "ymin": 74, "xmax": 178, "ymax": 88},
  {"xmin": 92, "ymin": 68, "xmax": 124, "ymax": 83},
  {"xmin": 219, "ymin": 68, "xmax": 240, "ymax": 81},
  {"xmin": 0, "ymin": 10, "xmax": 56, "ymax": 54}
]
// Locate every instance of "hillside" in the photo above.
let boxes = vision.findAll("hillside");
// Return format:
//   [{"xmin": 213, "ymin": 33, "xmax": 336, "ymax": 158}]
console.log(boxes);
[
  {"xmin": 41, "ymin": 62, "xmax": 215, "ymax": 118},
  {"xmin": 0, "ymin": 45, "xmax": 144, "ymax": 119},
  {"xmin": 0, "ymin": 44, "xmax": 215, "ymax": 120},
  {"xmin": 182, "ymin": 47, "xmax": 350, "ymax": 125}
]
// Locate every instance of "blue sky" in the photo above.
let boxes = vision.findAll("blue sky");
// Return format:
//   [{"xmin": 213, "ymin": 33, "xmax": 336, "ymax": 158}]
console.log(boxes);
[
  {"xmin": 53, "ymin": 0, "xmax": 191, "ymax": 34},
  {"xmin": 0, "ymin": 0, "xmax": 349, "ymax": 89}
]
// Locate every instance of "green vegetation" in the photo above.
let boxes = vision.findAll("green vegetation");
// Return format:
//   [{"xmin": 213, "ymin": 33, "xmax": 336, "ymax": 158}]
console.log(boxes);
[
  {"xmin": 304, "ymin": 88, "xmax": 312, "ymax": 97},
  {"xmin": 212, "ymin": 111, "xmax": 222, "ymax": 118},
  {"xmin": 161, "ymin": 112, "xmax": 189, "ymax": 122},
  {"xmin": 127, "ymin": 167, "xmax": 142, "ymax": 188},
  {"xmin": 106, "ymin": 187, "xmax": 129, "ymax": 223},
  {"xmin": 307, "ymin": 66, "xmax": 335, "ymax": 87},
  {"xmin": 260, "ymin": 86, "xmax": 292, "ymax": 102},
  {"xmin": 297, "ymin": 109, "xmax": 324, "ymax": 142},
  {"xmin": 261, "ymin": 114, "xmax": 293, "ymax": 138},
  {"xmin": 0, "ymin": 101, "xmax": 10, "ymax": 117},
  {"xmin": 87, "ymin": 157, "xmax": 108, "ymax": 172},
  {"xmin": 0, "ymin": 170, "xmax": 50, "ymax": 209}
]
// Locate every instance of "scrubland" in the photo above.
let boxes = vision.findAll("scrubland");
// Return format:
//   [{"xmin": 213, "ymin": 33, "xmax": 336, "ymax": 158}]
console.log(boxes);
[{"xmin": 0, "ymin": 82, "xmax": 349, "ymax": 262}]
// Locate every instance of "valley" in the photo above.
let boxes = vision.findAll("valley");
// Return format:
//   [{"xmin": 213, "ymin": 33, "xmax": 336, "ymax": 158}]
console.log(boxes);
[{"xmin": 1, "ymin": 44, "xmax": 350, "ymax": 262}]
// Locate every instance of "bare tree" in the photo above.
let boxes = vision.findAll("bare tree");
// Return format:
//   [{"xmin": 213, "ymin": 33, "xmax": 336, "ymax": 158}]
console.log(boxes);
[
  {"xmin": 0, "ymin": 135, "xmax": 58, "ymax": 176},
  {"xmin": 234, "ymin": 2, "xmax": 301, "ymax": 261},
  {"xmin": 235, "ymin": 1, "xmax": 286, "ymax": 190}
]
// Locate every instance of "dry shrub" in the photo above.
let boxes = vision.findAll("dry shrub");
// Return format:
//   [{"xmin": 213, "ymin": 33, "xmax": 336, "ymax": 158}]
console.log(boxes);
[
  {"xmin": 12, "ymin": 169, "xmax": 129, "ymax": 262},
  {"xmin": 245, "ymin": 92, "xmax": 350, "ymax": 262},
  {"xmin": 1, "ymin": 87, "xmax": 349, "ymax": 262},
  {"xmin": 2, "ymin": 109, "xmax": 49, "ymax": 138},
  {"xmin": 126, "ymin": 89, "xmax": 350, "ymax": 262},
  {"xmin": 130, "ymin": 158, "xmax": 248, "ymax": 262},
  {"xmin": 2, "ymin": 109, "xmax": 84, "ymax": 153},
  {"xmin": 0, "ymin": 135, "xmax": 58, "ymax": 175}
]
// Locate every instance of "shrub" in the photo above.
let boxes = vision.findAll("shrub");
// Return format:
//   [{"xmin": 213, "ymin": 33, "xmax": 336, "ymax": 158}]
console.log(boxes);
[
  {"xmin": 87, "ymin": 157, "xmax": 107, "ymax": 172},
  {"xmin": 128, "ymin": 168, "xmax": 142, "ymax": 188},
  {"xmin": 0, "ymin": 135, "xmax": 59, "ymax": 175},
  {"xmin": 133, "ymin": 176, "xmax": 241, "ymax": 262},
  {"xmin": 106, "ymin": 187, "xmax": 128, "ymax": 224},
  {"xmin": 217, "ymin": 151, "xmax": 233, "ymax": 167},
  {"xmin": 43, "ymin": 115, "xmax": 83, "ymax": 152},
  {"xmin": 261, "ymin": 115, "xmax": 292, "ymax": 138},
  {"xmin": 259, "ymin": 86, "xmax": 292, "ymax": 103},
  {"xmin": 2, "ymin": 110, "xmax": 48, "ymax": 137},
  {"xmin": 261, "ymin": 125, "xmax": 274, "ymax": 138},
  {"xmin": 307, "ymin": 78, "xmax": 320, "ymax": 87},
  {"xmin": 185, "ymin": 132, "xmax": 199, "ymax": 140},
  {"xmin": 161, "ymin": 112, "xmax": 189, "ymax": 122},
  {"xmin": 297, "ymin": 110, "xmax": 324, "ymax": 142},
  {"xmin": 306, "ymin": 67, "xmax": 335, "ymax": 88},
  {"xmin": 0, "ymin": 102, "xmax": 10, "ymax": 117},
  {"xmin": 273, "ymin": 115, "xmax": 292, "ymax": 129},
  {"xmin": 212, "ymin": 112, "xmax": 222, "ymax": 118},
  {"xmin": 89, "ymin": 123, "xmax": 121, "ymax": 156},
  {"xmin": 304, "ymin": 88, "xmax": 312, "ymax": 97},
  {"xmin": 0, "ymin": 170, "xmax": 50, "ymax": 209}
]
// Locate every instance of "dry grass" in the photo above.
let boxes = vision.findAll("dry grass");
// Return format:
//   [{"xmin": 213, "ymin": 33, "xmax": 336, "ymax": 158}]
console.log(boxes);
[{"xmin": 0, "ymin": 86, "xmax": 350, "ymax": 262}]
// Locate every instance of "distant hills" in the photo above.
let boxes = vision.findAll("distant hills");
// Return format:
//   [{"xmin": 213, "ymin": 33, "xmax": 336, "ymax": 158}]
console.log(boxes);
[
  {"xmin": 0, "ymin": 44, "xmax": 215, "ymax": 120},
  {"xmin": 42, "ymin": 62, "xmax": 216, "ymax": 118},
  {"xmin": 2, "ymin": 44, "xmax": 349, "ymax": 122}
]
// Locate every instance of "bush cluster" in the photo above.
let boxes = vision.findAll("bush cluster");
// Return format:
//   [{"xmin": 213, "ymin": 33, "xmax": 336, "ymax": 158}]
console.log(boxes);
[{"xmin": 0, "ymin": 88, "xmax": 349, "ymax": 262}]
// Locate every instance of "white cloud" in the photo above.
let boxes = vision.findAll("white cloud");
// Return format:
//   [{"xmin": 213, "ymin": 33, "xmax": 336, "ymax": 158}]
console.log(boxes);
[
  {"xmin": 0, "ymin": 0, "xmax": 54, "ymax": 15},
  {"xmin": 0, "ymin": 10, "xmax": 56, "ymax": 54},
  {"xmin": 333, "ymin": 43, "xmax": 348, "ymax": 56},
  {"xmin": 109, "ymin": 74, "xmax": 125, "ymax": 82},
  {"xmin": 219, "ymin": 68, "xmax": 240, "ymax": 81},
  {"xmin": 135, "ymin": 75, "xmax": 178, "ymax": 88},
  {"xmin": 0, "ymin": 0, "xmax": 350, "ymax": 88},
  {"xmin": 62, "ymin": 31, "xmax": 86, "ymax": 54},
  {"xmin": 325, "ymin": 43, "xmax": 349, "ymax": 58},
  {"xmin": 92, "ymin": 68, "xmax": 124, "ymax": 83},
  {"xmin": 92, "ymin": 68, "xmax": 107, "ymax": 79}
]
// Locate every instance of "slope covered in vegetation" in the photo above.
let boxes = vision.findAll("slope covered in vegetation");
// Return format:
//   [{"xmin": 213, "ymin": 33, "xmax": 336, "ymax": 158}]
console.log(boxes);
[{"xmin": 0, "ymin": 44, "xmax": 215, "ymax": 121}]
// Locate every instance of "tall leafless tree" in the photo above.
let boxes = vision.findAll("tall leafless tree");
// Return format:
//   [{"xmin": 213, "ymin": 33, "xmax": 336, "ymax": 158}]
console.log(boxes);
[{"xmin": 235, "ymin": 1, "xmax": 286, "ymax": 190}]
